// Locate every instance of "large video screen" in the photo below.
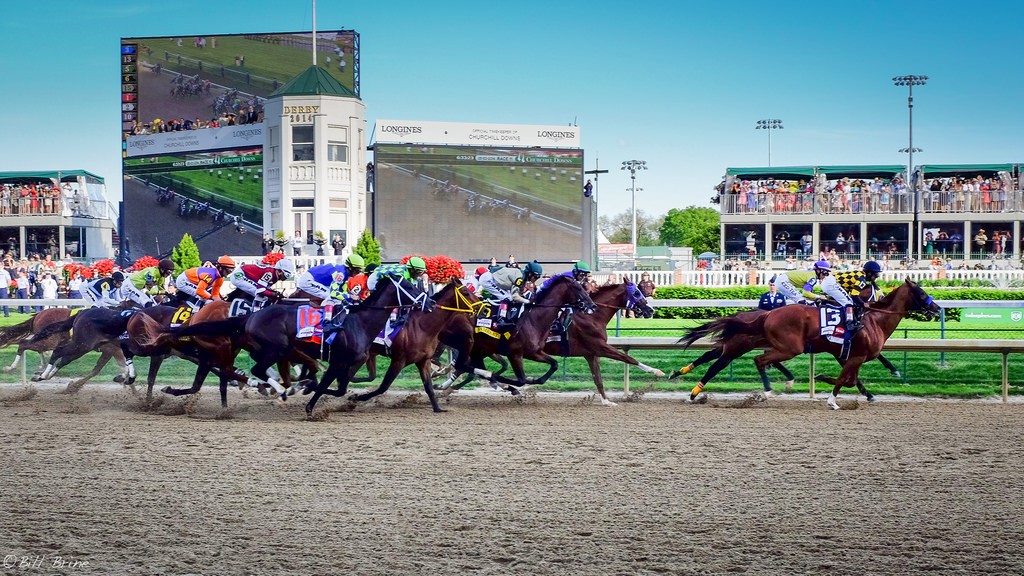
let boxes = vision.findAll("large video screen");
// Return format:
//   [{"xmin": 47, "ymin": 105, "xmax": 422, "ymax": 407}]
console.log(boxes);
[
  {"xmin": 374, "ymin": 145, "xmax": 584, "ymax": 262},
  {"xmin": 122, "ymin": 149, "xmax": 264, "ymax": 258},
  {"xmin": 120, "ymin": 31, "xmax": 358, "ymax": 139}
]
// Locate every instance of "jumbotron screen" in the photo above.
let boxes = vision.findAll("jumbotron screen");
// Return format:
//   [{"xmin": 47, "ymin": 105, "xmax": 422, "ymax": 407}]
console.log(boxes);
[
  {"xmin": 120, "ymin": 31, "xmax": 358, "ymax": 139},
  {"xmin": 373, "ymin": 145, "xmax": 584, "ymax": 262}
]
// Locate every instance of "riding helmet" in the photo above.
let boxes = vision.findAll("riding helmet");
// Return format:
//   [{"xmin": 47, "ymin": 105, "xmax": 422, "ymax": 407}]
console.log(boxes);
[
  {"xmin": 813, "ymin": 259, "xmax": 831, "ymax": 271},
  {"xmin": 863, "ymin": 260, "xmax": 882, "ymax": 274},
  {"xmin": 158, "ymin": 259, "xmax": 175, "ymax": 274},
  {"xmin": 111, "ymin": 271, "xmax": 125, "ymax": 283},
  {"xmin": 407, "ymin": 256, "xmax": 427, "ymax": 272},
  {"xmin": 216, "ymin": 255, "xmax": 236, "ymax": 268},
  {"xmin": 345, "ymin": 253, "xmax": 365, "ymax": 268},
  {"xmin": 573, "ymin": 260, "xmax": 591, "ymax": 273},
  {"xmin": 275, "ymin": 258, "xmax": 296, "ymax": 278},
  {"xmin": 524, "ymin": 260, "xmax": 543, "ymax": 276}
]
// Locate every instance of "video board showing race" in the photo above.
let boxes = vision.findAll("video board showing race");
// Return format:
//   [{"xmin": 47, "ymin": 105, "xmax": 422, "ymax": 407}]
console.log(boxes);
[
  {"xmin": 122, "ymin": 149, "xmax": 264, "ymax": 258},
  {"xmin": 374, "ymin": 145, "xmax": 584, "ymax": 262},
  {"xmin": 120, "ymin": 31, "xmax": 358, "ymax": 139}
]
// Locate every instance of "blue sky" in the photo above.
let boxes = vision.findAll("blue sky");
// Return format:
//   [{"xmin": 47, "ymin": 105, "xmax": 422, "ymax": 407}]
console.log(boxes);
[{"xmin": 1, "ymin": 0, "xmax": 1022, "ymax": 220}]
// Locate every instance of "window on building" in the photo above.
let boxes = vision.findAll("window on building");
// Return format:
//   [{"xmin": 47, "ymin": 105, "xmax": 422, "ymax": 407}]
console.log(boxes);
[
  {"xmin": 328, "ymin": 142, "xmax": 348, "ymax": 162},
  {"xmin": 292, "ymin": 125, "xmax": 314, "ymax": 162}
]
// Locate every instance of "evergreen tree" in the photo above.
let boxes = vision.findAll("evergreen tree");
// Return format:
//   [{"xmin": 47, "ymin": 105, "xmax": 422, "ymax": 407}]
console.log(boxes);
[
  {"xmin": 354, "ymin": 229, "xmax": 381, "ymax": 267},
  {"xmin": 171, "ymin": 233, "xmax": 202, "ymax": 275}
]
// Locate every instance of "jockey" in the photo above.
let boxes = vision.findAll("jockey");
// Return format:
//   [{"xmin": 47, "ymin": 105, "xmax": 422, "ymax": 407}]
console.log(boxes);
[
  {"xmin": 466, "ymin": 266, "xmax": 488, "ymax": 293},
  {"xmin": 83, "ymin": 272, "xmax": 127, "ymax": 308},
  {"xmin": 325, "ymin": 253, "xmax": 367, "ymax": 303},
  {"xmin": 537, "ymin": 260, "xmax": 590, "ymax": 294},
  {"xmin": 366, "ymin": 257, "xmax": 427, "ymax": 293},
  {"xmin": 480, "ymin": 259, "xmax": 542, "ymax": 317},
  {"xmin": 772, "ymin": 259, "xmax": 833, "ymax": 305},
  {"xmin": 229, "ymin": 257, "xmax": 294, "ymax": 309},
  {"xmin": 175, "ymin": 256, "xmax": 235, "ymax": 308},
  {"xmin": 127, "ymin": 258, "xmax": 176, "ymax": 303},
  {"xmin": 830, "ymin": 260, "xmax": 882, "ymax": 330}
]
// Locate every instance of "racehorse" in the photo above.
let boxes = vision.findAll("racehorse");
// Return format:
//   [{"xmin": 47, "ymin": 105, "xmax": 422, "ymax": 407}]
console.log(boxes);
[
  {"xmin": 0, "ymin": 308, "xmax": 71, "ymax": 378},
  {"xmin": 670, "ymin": 319, "xmax": 905, "ymax": 399},
  {"xmin": 679, "ymin": 279, "xmax": 940, "ymax": 409},
  {"xmin": 445, "ymin": 275, "xmax": 597, "ymax": 393},
  {"xmin": 121, "ymin": 301, "xmax": 251, "ymax": 406},
  {"xmin": 543, "ymin": 281, "xmax": 665, "ymax": 406},
  {"xmin": 303, "ymin": 276, "xmax": 433, "ymax": 417},
  {"xmin": 29, "ymin": 307, "xmax": 135, "ymax": 393},
  {"xmin": 0, "ymin": 308, "xmax": 128, "ymax": 391},
  {"xmin": 348, "ymin": 279, "xmax": 482, "ymax": 412}
]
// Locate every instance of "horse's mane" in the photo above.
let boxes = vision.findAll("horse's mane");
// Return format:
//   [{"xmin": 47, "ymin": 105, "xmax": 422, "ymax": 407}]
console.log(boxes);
[
  {"xmin": 534, "ymin": 274, "xmax": 577, "ymax": 304},
  {"xmin": 871, "ymin": 279, "xmax": 914, "ymax": 310},
  {"xmin": 361, "ymin": 275, "xmax": 408, "ymax": 307}
]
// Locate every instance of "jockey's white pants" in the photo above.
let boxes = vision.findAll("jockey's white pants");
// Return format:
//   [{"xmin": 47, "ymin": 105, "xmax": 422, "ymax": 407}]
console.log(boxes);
[{"xmin": 295, "ymin": 272, "xmax": 330, "ymax": 300}]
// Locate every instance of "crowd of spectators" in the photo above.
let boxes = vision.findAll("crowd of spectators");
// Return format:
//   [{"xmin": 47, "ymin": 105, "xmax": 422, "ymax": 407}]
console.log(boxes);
[
  {"xmin": 0, "ymin": 183, "xmax": 82, "ymax": 216},
  {"xmin": 0, "ymin": 253, "xmax": 67, "ymax": 315},
  {"xmin": 920, "ymin": 175, "xmax": 1014, "ymax": 213},
  {"xmin": 127, "ymin": 105, "xmax": 262, "ymax": 136},
  {"xmin": 724, "ymin": 176, "xmax": 912, "ymax": 215}
]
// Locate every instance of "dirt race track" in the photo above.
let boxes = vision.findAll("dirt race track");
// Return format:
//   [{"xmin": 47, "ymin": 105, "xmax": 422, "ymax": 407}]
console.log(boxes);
[{"xmin": 2, "ymin": 383, "xmax": 1023, "ymax": 576}]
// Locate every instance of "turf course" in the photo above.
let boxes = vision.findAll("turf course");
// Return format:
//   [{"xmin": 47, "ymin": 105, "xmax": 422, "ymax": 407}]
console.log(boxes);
[{"xmin": 1, "ymin": 314, "xmax": 1020, "ymax": 399}]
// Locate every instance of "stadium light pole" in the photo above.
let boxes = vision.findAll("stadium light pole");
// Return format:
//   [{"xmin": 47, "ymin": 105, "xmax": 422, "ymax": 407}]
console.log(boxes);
[
  {"xmin": 621, "ymin": 160, "xmax": 647, "ymax": 267},
  {"xmin": 585, "ymin": 162, "xmax": 609, "ymax": 269},
  {"xmin": 894, "ymin": 74, "xmax": 927, "ymax": 261},
  {"xmin": 755, "ymin": 119, "xmax": 783, "ymax": 167}
]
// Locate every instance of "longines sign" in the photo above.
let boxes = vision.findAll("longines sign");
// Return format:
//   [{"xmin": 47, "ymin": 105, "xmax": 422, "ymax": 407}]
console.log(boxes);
[
  {"xmin": 375, "ymin": 120, "xmax": 580, "ymax": 148},
  {"xmin": 125, "ymin": 124, "xmax": 264, "ymax": 157}
]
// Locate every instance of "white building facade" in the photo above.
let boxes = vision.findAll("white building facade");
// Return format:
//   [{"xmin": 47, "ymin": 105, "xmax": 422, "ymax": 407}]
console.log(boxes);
[{"xmin": 261, "ymin": 66, "xmax": 366, "ymax": 258}]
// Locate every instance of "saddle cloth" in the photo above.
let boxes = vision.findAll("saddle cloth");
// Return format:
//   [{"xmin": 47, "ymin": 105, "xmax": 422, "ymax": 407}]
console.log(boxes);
[
  {"xmin": 295, "ymin": 305, "xmax": 324, "ymax": 340},
  {"xmin": 818, "ymin": 305, "xmax": 847, "ymax": 345}
]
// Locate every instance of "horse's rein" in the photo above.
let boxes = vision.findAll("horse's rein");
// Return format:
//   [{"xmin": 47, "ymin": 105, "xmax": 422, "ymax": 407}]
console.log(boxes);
[{"xmin": 437, "ymin": 287, "xmax": 484, "ymax": 314}]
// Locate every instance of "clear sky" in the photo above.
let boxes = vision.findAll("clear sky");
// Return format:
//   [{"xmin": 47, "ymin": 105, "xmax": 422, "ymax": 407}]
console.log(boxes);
[{"xmin": 1, "ymin": 0, "xmax": 1022, "ymax": 221}]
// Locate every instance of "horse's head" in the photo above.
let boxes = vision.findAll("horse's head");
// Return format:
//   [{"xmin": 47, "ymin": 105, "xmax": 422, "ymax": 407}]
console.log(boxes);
[
  {"xmin": 623, "ymin": 279, "xmax": 654, "ymax": 318},
  {"xmin": 378, "ymin": 276, "xmax": 435, "ymax": 312},
  {"xmin": 550, "ymin": 274, "xmax": 596, "ymax": 314},
  {"xmin": 905, "ymin": 278, "xmax": 941, "ymax": 319}
]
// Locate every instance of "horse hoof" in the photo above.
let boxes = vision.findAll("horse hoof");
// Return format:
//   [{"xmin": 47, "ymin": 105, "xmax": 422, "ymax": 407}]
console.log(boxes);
[
  {"xmin": 600, "ymin": 398, "xmax": 618, "ymax": 407},
  {"xmin": 891, "ymin": 371, "xmax": 902, "ymax": 379},
  {"xmin": 784, "ymin": 380, "xmax": 794, "ymax": 393},
  {"xmin": 762, "ymin": 389, "xmax": 775, "ymax": 398},
  {"xmin": 866, "ymin": 396, "xmax": 878, "ymax": 403},
  {"xmin": 508, "ymin": 387, "xmax": 521, "ymax": 396},
  {"xmin": 161, "ymin": 386, "xmax": 173, "ymax": 394},
  {"xmin": 668, "ymin": 370, "xmax": 683, "ymax": 380},
  {"xmin": 827, "ymin": 399, "xmax": 840, "ymax": 410},
  {"xmin": 113, "ymin": 374, "xmax": 124, "ymax": 383}
]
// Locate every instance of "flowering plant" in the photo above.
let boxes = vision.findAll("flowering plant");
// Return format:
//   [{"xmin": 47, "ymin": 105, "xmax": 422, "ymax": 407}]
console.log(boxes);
[
  {"xmin": 262, "ymin": 252, "xmax": 285, "ymax": 266},
  {"xmin": 130, "ymin": 255, "xmax": 159, "ymax": 271},
  {"xmin": 93, "ymin": 259, "xmax": 116, "ymax": 276},
  {"xmin": 401, "ymin": 254, "xmax": 464, "ymax": 283}
]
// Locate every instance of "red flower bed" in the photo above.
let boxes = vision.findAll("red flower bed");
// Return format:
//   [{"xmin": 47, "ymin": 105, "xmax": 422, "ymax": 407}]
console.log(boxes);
[
  {"xmin": 401, "ymin": 254, "xmax": 464, "ymax": 283},
  {"xmin": 130, "ymin": 255, "xmax": 159, "ymax": 271},
  {"xmin": 262, "ymin": 252, "xmax": 285, "ymax": 266},
  {"xmin": 93, "ymin": 259, "xmax": 115, "ymax": 276}
]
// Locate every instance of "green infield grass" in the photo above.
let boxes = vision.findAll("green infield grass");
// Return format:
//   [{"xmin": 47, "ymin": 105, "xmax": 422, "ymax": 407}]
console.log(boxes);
[{"xmin": 167, "ymin": 168, "xmax": 262, "ymax": 209}]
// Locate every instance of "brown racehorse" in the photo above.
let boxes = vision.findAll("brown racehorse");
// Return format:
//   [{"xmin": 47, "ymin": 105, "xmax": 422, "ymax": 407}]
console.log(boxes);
[
  {"xmin": 140, "ymin": 299, "xmax": 275, "ymax": 408},
  {"xmin": 544, "ymin": 281, "xmax": 665, "ymax": 406},
  {"xmin": 30, "ymin": 306, "xmax": 136, "ymax": 393},
  {"xmin": 347, "ymin": 279, "xmax": 482, "ymax": 412},
  {"xmin": 679, "ymin": 279, "xmax": 940, "ymax": 410},
  {"xmin": 445, "ymin": 275, "xmax": 597, "ymax": 393}
]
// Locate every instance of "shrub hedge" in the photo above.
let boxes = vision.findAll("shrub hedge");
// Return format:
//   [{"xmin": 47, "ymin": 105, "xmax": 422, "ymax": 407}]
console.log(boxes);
[{"xmin": 651, "ymin": 284, "xmax": 1024, "ymax": 321}]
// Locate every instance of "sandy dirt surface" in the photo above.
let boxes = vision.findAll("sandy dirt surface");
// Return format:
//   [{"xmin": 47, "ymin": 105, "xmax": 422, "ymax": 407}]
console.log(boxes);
[{"xmin": 2, "ymin": 383, "xmax": 1023, "ymax": 576}]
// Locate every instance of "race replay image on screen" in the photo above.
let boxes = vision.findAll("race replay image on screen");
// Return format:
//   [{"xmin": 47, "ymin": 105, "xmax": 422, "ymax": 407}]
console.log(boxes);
[
  {"xmin": 373, "ymin": 144, "xmax": 584, "ymax": 263},
  {"xmin": 119, "ymin": 31, "xmax": 358, "ymax": 258}
]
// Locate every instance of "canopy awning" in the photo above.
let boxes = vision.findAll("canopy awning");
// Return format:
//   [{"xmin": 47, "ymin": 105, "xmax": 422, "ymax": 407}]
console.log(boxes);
[
  {"xmin": 725, "ymin": 166, "xmax": 815, "ymax": 181},
  {"xmin": 816, "ymin": 165, "xmax": 906, "ymax": 180},
  {"xmin": 0, "ymin": 170, "xmax": 105, "ymax": 185},
  {"xmin": 917, "ymin": 164, "xmax": 1014, "ymax": 178}
]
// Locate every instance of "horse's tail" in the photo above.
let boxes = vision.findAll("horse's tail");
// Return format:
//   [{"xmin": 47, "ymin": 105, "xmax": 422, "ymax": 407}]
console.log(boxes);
[
  {"xmin": 132, "ymin": 313, "xmax": 168, "ymax": 350},
  {"xmin": 677, "ymin": 310, "xmax": 769, "ymax": 348},
  {"xmin": 162, "ymin": 315, "xmax": 247, "ymax": 339},
  {"xmin": 26, "ymin": 317, "xmax": 76, "ymax": 343},
  {"xmin": 0, "ymin": 317, "xmax": 37, "ymax": 349}
]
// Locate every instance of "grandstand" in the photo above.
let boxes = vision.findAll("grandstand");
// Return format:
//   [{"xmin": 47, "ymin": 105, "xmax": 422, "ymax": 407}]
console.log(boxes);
[{"xmin": 716, "ymin": 163, "xmax": 1023, "ymax": 268}]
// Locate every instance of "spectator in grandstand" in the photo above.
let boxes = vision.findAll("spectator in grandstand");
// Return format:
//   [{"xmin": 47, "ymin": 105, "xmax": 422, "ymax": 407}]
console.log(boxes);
[
  {"xmin": 14, "ymin": 269, "xmax": 29, "ymax": 313},
  {"xmin": 261, "ymin": 232, "xmax": 273, "ymax": 255},
  {"xmin": 974, "ymin": 229, "xmax": 988, "ymax": 257},
  {"xmin": 292, "ymin": 230, "xmax": 304, "ymax": 257},
  {"xmin": 0, "ymin": 263, "xmax": 10, "ymax": 317},
  {"xmin": 638, "ymin": 273, "xmax": 656, "ymax": 299},
  {"xmin": 332, "ymin": 233, "xmax": 345, "ymax": 256},
  {"xmin": 68, "ymin": 271, "xmax": 84, "ymax": 300},
  {"xmin": 758, "ymin": 280, "xmax": 787, "ymax": 311},
  {"xmin": 40, "ymin": 273, "xmax": 58, "ymax": 307}
]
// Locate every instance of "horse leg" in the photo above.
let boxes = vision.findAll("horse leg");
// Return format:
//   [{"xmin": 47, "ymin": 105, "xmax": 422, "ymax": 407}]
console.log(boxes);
[
  {"xmin": 351, "ymin": 359, "xmax": 407, "ymax": 406},
  {"xmin": 771, "ymin": 362, "xmax": 796, "ymax": 392},
  {"xmin": 585, "ymin": 355, "xmax": 616, "ymax": 407},
  {"xmin": 827, "ymin": 358, "xmax": 867, "ymax": 410},
  {"xmin": 145, "ymin": 355, "xmax": 165, "ymax": 402},
  {"xmin": 250, "ymin": 354, "xmax": 287, "ymax": 399},
  {"xmin": 350, "ymin": 352, "xmax": 378, "ymax": 384},
  {"xmin": 587, "ymin": 341, "xmax": 665, "ymax": 378},
  {"xmin": 417, "ymin": 359, "xmax": 445, "ymax": 413},
  {"xmin": 877, "ymin": 353, "xmax": 901, "ymax": 379},
  {"xmin": 689, "ymin": 355, "xmax": 736, "ymax": 400},
  {"xmin": 164, "ymin": 363, "xmax": 210, "ymax": 397},
  {"xmin": 3, "ymin": 343, "xmax": 24, "ymax": 372},
  {"xmin": 305, "ymin": 362, "xmax": 344, "ymax": 417},
  {"xmin": 669, "ymin": 348, "xmax": 722, "ymax": 380}
]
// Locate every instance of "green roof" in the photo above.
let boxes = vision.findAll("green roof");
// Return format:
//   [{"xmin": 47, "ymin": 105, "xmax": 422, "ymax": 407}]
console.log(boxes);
[
  {"xmin": 0, "ymin": 170, "xmax": 104, "ymax": 184},
  {"xmin": 726, "ymin": 166, "xmax": 815, "ymax": 180},
  {"xmin": 918, "ymin": 164, "xmax": 1014, "ymax": 177},
  {"xmin": 816, "ymin": 165, "xmax": 906, "ymax": 179},
  {"xmin": 271, "ymin": 65, "xmax": 358, "ymax": 99}
]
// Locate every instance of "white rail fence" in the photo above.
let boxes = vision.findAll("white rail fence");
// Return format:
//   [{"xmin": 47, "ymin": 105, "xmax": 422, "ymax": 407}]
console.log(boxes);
[{"xmin": 608, "ymin": 337, "xmax": 1024, "ymax": 403}]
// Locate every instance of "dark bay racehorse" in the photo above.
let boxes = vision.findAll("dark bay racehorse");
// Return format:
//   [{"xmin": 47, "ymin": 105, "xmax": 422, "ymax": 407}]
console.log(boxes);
[
  {"xmin": 348, "ymin": 279, "xmax": 482, "ymax": 412},
  {"xmin": 542, "ymin": 281, "xmax": 664, "ymax": 406},
  {"xmin": 446, "ymin": 275, "xmax": 597, "ymax": 393},
  {"xmin": 303, "ymin": 276, "xmax": 433, "ymax": 417},
  {"xmin": 29, "ymin": 306, "xmax": 136, "ymax": 392},
  {"xmin": 0, "ymin": 308, "xmax": 72, "ymax": 378},
  {"xmin": 679, "ymin": 279, "xmax": 940, "ymax": 409}
]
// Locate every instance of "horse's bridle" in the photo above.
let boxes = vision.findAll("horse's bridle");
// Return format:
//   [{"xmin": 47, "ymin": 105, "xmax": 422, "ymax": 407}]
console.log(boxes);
[
  {"xmin": 359, "ymin": 277, "xmax": 433, "ymax": 311},
  {"xmin": 437, "ymin": 285, "xmax": 484, "ymax": 315}
]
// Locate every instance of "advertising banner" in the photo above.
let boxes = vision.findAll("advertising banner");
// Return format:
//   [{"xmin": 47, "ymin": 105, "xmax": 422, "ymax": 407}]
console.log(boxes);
[
  {"xmin": 960, "ymin": 308, "xmax": 1024, "ymax": 323},
  {"xmin": 125, "ymin": 124, "xmax": 264, "ymax": 157},
  {"xmin": 375, "ymin": 120, "xmax": 580, "ymax": 148}
]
